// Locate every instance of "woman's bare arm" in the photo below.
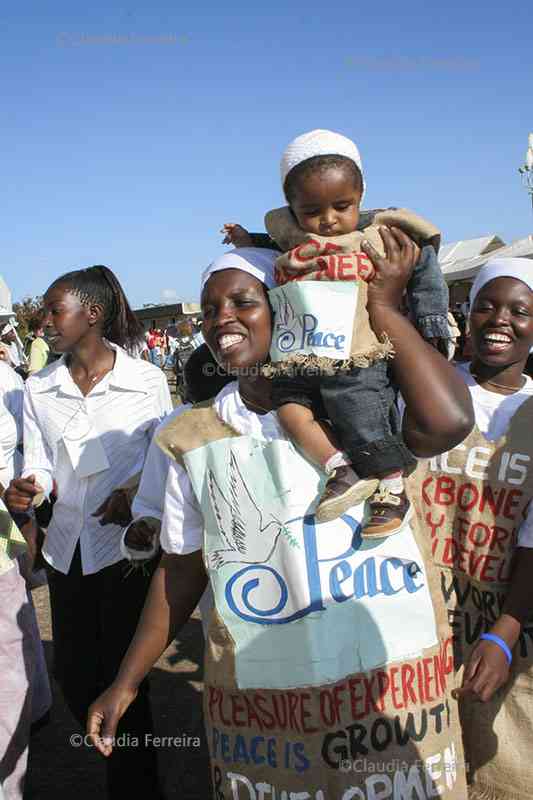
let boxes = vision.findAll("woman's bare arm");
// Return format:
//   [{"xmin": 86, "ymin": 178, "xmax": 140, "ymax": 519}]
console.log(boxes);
[
  {"xmin": 87, "ymin": 550, "xmax": 207, "ymax": 754},
  {"xmin": 363, "ymin": 227, "xmax": 474, "ymax": 457}
]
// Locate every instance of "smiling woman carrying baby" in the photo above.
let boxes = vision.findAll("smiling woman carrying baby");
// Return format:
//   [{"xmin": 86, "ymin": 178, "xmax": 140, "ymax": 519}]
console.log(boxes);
[{"xmin": 88, "ymin": 241, "xmax": 473, "ymax": 797}]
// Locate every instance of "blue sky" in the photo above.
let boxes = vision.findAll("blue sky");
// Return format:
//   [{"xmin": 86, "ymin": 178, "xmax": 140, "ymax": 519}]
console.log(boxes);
[{"xmin": 3, "ymin": 0, "xmax": 532, "ymax": 307}]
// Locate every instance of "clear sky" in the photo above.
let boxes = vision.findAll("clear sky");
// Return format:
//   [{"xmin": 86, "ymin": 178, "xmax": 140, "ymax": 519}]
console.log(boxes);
[{"xmin": 4, "ymin": 0, "xmax": 533, "ymax": 307}]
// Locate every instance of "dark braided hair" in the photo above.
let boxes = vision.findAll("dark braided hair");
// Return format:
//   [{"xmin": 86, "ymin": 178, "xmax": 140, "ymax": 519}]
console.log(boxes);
[
  {"xmin": 283, "ymin": 154, "xmax": 364, "ymax": 204},
  {"xmin": 47, "ymin": 265, "xmax": 143, "ymax": 350}
]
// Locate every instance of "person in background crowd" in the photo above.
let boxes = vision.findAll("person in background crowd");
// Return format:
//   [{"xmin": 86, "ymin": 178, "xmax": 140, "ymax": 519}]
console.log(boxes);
[
  {"xmin": 0, "ymin": 322, "xmax": 27, "ymax": 379},
  {"xmin": 146, "ymin": 326, "xmax": 163, "ymax": 368},
  {"xmin": 163, "ymin": 328, "xmax": 178, "ymax": 369},
  {"xmin": 4, "ymin": 265, "xmax": 172, "ymax": 800},
  {"xmin": 26, "ymin": 313, "xmax": 50, "ymax": 374},
  {"xmin": 126, "ymin": 334, "xmax": 150, "ymax": 361},
  {"xmin": 0, "ymin": 358, "xmax": 51, "ymax": 799},
  {"xmin": 446, "ymin": 310, "xmax": 461, "ymax": 360},
  {"xmin": 87, "ymin": 244, "xmax": 473, "ymax": 798},
  {"xmin": 191, "ymin": 321, "xmax": 204, "ymax": 350},
  {"xmin": 0, "ymin": 344, "xmax": 13, "ymax": 366},
  {"xmin": 146, "ymin": 326, "xmax": 157, "ymax": 365},
  {"xmin": 412, "ymin": 258, "xmax": 533, "ymax": 800}
]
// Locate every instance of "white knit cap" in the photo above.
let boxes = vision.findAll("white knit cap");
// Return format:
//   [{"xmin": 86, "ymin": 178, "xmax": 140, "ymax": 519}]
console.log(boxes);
[
  {"xmin": 201, "ymin": 247, "xmax": 278, "ymax": 292},
  {"xmin": 280, "ymin": 129, "xmax": 365, "ymax": 200}
]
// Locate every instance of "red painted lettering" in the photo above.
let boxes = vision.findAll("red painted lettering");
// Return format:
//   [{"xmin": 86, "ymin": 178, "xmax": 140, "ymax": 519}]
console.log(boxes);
[
  {"xmin": 253, "ymin": 693, "xmax": 276, "ymax": 730},
  {"xmin": 422, "ymin": 476, "xmax": 434, "ymax": 506},
  {"xmin": 400, "ymin": 664, "xmax": 417, "ymax": 707},
  {"xmin": 435, "ymin": 476, "xmax": 456, "ymax": 506},
  {"xmin": 490, "ymin": 526, "xmax": 511, "ymax": 553},
  {"xmin": 478, "ymin": 554, "xmax": 499, "ymax": 582},
  {"xmin": 468, "ymin": 522, "xmax": 491, "ymax": 548},
  {"xmin": 422, "ymin": 657, "xmax": 434, "ymax": 702},
  {"xmin": 348, "ymin": 678, "xmax": 365, "ymax": 721},
  {"xmin": 319, "ymin": 688, "xmax": 337, "ymax": 726},
  {"xmin": 299, "ymin": 691, "xmax": 318, "ymax": 734},
  {"xmin": 479, "ymin": 486, "xmax": 506, "ymax": 517},
  {"xmin": 503, "ymin": 489, "xmax": 523, "ymax": 520},
  {"xmin": 457, "ymin": 482, "xmax": 479, "ymax": 511},
  {"xmin": 389, "ymin": 667, "xmax": 402, "ymax": 710},
  {"xmin": 230, "ymin": 694, "xmax": 246, "ymax": 727}
]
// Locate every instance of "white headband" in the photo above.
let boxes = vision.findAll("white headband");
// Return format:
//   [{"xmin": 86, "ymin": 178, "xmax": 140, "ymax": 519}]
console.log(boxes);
[
  {"xmin": 200, "ymin": 247, "xmax": 278, "ymax": 292},
  {"xmin": 280, "ymin": 129, "xmax": 366, "ymax": 201},
  {"xmin": 470, "ymin": 258, "xmax": 533, "ymax": 307}
]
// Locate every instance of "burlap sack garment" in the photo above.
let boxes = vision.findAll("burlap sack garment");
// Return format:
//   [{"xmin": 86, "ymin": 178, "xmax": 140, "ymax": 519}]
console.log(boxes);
[
  {"xmin": 409, "ymin": 397, "xmax": 533, "ymax": 800},
  {"xmin": 158, "ymin": 401, "xmax": 468, "ymax": 799},
  {"xmin": 263, "ymin": 207, "xmax": 441, "ymax": 377}
]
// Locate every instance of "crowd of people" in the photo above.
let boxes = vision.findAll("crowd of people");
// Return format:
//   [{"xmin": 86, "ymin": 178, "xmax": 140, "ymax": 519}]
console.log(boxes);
[
  {"xmin": 142, "ymin": 322, "xmax": 204, "ymax": 371},
  {"xmin": 1, "ymin": 129, "xmax": 532, "ymax": 800}
]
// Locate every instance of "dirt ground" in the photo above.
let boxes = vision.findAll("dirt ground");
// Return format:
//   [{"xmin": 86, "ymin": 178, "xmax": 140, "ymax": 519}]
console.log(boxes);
[
  {"xmin": 26, "ymin": 586, "xmax": 211, "ymax": 800},
  {"xmin": 25, "ymin": 374, "xmax": 212, "ymax": 799}
]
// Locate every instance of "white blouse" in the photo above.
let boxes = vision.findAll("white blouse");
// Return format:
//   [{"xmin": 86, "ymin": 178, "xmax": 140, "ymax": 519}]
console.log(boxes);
[
  {"xmin": 23, "ymin": 343, "xmax": 172, "ymax": 575},
  {"xmin": 0, "ymin": 361, "xmax": 23, "ymax": 486}
]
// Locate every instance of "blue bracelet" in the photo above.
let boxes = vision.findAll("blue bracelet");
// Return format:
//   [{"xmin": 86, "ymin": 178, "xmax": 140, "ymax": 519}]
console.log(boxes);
[{"xmin": 480, "ymin": 633, "xmax": 512, "ymax": 665}]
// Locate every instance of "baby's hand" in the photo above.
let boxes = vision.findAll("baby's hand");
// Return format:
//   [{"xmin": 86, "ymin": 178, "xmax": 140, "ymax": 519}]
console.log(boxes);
[{"xmin": 221, "ymin": 223, "xmax": 253, "ymax": 247}]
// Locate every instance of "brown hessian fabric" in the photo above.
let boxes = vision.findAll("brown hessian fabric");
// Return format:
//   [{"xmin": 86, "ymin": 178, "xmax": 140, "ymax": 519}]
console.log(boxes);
[
  {"xmin": 157, "ymin": 402, "xmax": 468, "ymax": 799},
  {"xmin": 409, "ymin": 398, "xmax": 533, "ymax": 800}
]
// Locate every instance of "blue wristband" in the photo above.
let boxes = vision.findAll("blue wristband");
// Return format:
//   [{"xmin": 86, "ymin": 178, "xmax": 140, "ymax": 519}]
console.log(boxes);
[{"xmin": 480, "ymin": 633, "xmax": 512, "ymax": 665}]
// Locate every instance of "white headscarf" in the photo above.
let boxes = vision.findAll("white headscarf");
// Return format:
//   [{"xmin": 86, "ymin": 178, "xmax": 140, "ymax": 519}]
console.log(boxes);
[
  {"xmin": 469, "ymin": 257, "xmax": 533, "ymax": 307},
  {"xmin": 200, "ymin": 247, "xmax": 278, "ymax": 292},
  {"xmin": 280, "ymin": 129, "xmax": 366, "ymax": 201}
]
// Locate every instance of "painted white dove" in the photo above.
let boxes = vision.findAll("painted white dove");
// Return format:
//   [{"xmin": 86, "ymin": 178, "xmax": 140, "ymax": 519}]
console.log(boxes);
[{"xmin": 207, "ymin": 450, "xmax": 289, "ymax": 570}]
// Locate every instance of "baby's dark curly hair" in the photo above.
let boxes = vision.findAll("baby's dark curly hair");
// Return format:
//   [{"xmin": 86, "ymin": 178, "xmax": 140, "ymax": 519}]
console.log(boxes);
[{"xmin": 283, "ymin": 154, "xmax": 363, "ymax": 204}]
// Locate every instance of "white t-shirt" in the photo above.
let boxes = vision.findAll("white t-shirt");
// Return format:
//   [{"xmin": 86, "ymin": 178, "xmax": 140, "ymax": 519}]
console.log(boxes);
[
  {"xmin": 457, "ymin": 362, "xmax": 533, "ymax": 441},
  {"xmin": 456, "ymin": 362, "xmax": 533, "ymax": 547}
]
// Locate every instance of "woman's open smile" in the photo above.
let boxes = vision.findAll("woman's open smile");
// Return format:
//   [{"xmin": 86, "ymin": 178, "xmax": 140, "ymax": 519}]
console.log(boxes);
[{"xmin": 216, "ymin": 331, "xmax": 247, "ymax": 354}]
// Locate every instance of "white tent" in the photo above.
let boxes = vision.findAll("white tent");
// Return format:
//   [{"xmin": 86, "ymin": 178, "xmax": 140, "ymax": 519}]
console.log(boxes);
[
  {"xmin": 442, "ymin": 236, "xmax": 533, "ymax": 283},
  {"xmin": 439, "ymin": 235, "xmax": 505, "ymax": 265}
]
